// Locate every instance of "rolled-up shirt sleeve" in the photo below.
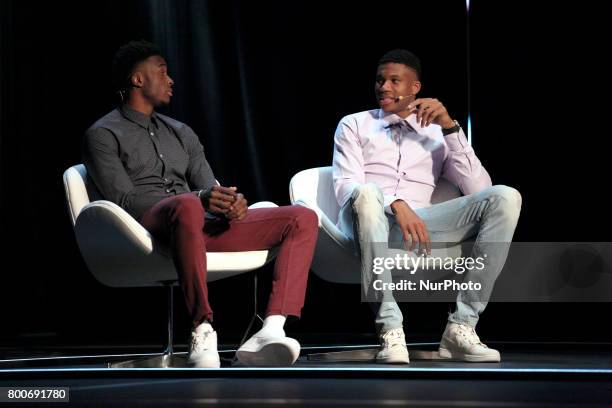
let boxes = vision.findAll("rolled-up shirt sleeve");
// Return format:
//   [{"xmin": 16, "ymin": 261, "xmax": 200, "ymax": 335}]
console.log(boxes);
[
  {"xmin": 441, "ymin": 128, "xmax": 492, "ymax": 195},
  {"xmin": 332, "ymin": 116, "xmax": 366, "ymax": 208},
  {"xmin": 83, "ymin": 127, "xmax": 140, "ymax": 214},
  {"xmin": 182, "ymin": 125, "xmax": 217, "ymax": 191}
]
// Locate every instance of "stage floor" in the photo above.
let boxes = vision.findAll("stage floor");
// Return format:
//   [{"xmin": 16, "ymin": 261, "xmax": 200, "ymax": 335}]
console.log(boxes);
[{"xmin": 2, "ymin": 343, "xmax": 612, "ymax": 406}]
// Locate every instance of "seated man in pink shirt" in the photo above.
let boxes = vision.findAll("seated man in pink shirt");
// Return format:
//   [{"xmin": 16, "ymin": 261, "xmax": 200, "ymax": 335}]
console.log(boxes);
[{"xmin": 332, "ymin": 49, "xmax": 521, "ymax": 363}]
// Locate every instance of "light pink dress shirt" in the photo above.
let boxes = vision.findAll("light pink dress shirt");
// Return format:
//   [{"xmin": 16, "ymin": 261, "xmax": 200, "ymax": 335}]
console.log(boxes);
[{"xmin": 332, "ymin": 109, "xmax": 492, "ymax": 213}]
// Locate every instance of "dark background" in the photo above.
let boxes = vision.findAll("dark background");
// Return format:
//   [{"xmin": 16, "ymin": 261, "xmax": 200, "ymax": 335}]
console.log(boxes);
[{"xmin": 1, "ymin": 0, "xmax": 610, "ymax": 353}]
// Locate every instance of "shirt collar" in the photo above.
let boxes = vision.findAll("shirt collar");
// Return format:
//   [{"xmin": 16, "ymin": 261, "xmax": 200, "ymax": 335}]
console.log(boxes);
[
  {"xmin": 120, "ymin": 104, "xmax": 159, "ymax": 129},
  {"xmin": 378, "ymin": 109, "xmax": 419, "ymax": 133}
]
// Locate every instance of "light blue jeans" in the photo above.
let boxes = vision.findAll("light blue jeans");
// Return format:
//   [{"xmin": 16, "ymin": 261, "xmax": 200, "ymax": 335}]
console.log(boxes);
[{"xmin": 338, "ymin": 183, "xmax": 522, "ymax": 333}]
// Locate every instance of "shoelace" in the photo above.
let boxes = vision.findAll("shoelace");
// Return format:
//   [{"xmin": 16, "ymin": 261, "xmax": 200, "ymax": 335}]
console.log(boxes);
[
  {"xmin": 456, "ymin": 325, "xmax": 488, "ymax": 348},
  {"xmin": 381, "ymin": 329, "xmax": 405, "ymax": 348}
]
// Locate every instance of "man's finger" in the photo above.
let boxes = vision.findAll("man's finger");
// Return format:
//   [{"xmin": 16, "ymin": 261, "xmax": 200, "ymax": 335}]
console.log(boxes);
[
  {"xmin": 416, "ymin": 224, "xmax": 430, "ymax": 256},
  {"xmin": 418, "ymin": 104, "xmax": 432, "ymax": 127},
  {"xmin": 238, "ymin": 208, "xmax": 248, "ymax": 220},
  {"xmin": 212, "ymin": 186, "xmax": 238, "ymax": 197},
  {"xmin": 414, "ymin": 225, "xmax": 423, "ymax": 255},
  {"xmin": 416, "ymin": 104, "xmax": 425, "ymax": 123},
  {"xmin": 210, "ymin": 205, "xmax": 229, "ymax": 214},
  {"xmin": 213, "ymin": 185, "xmax": 237, "ymax": 193},
  {"xmin": 423, "ymin": 107, "xmax": 439, "ymax": 127},
  {"xmin": 426, "ymin": 107, "xmax": 445, "ymax": 127},
  {"xmin": 209, "ymin": 198, "xmax": 231, "ymax": 208},
  {"xmin": 228, "ymin": 206, "xmax": 247, "ymax": 221},
  {"xmin": 422, "ymin": 104, "xmax": 438, "ymax": 127},
  {"xmin": 421, "ymin": 225, "xmax": 431, "ymax": 255},
  {"xmin": 402, "ymin": 229, "xmax": 412, "ymax": 252},
  {"xmin": 422, "ymin": 108, "xmax": 434, "ymax": 127},
  {"xmin": 408, "ymin": 225, "xmax": 419, "ymax": 252},
  {"xmin": 210, "ymin": 191, "xmax": 236, "ymax": 202},
  {"xmin": 212, "ymin": 189, "xmax": 237, "ymax": 199},
  {"xmin": 408, "ymin": 99, "xmax": 424, "ymax": 121},
  {"xmin": 227, "ymin": 199, "xmax": 247, "ymax": 218},
  {"xmin": 407, "ymin": 99, "xmax": 424, "ymax": 110},
  {"xmin": 230, "ymin": 199, "xmax": 245, "ymax": 212},
  {"xmin": 210, "ymin": 198, "xmax": 232, "ymax": 209}
]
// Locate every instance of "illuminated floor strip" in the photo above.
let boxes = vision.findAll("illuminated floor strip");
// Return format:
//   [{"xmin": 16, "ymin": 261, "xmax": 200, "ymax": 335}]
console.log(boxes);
[
  {"xmin": 0, "ymin": 344, "xmax": 433, "ymax": 363},
  {"xmin": 2, "ymin": 367, "xmax": 612, "ymax": 374},
  {"xmin": 3, "ymin": 343, "xmax": 612, "ymax": 374},
  {"xmin": 0, "ymin": 352, "xmax": 166, "ymax": 364}
]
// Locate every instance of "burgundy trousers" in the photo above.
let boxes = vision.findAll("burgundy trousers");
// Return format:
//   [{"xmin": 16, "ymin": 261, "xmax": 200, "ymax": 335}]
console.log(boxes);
[{"xmin": 140, "ymin": 193, "xmax": 318, "ymax": 328}]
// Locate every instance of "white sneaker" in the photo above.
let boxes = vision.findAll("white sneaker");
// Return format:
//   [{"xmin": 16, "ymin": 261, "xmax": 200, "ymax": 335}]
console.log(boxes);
[
  {"xmin": 236, "ymin": 335, "xmax": 301, "ymax": 367},
  {"xmin": 438, "ymin": 322, "xmax": 501, "ymax": 362},
  {"xmin": 188, "ymin": 330, "xmax": 221, "ymax": 368},
  {"xmin": 376, "ymin": 328, "xmax": 410, "ymax": 364}
]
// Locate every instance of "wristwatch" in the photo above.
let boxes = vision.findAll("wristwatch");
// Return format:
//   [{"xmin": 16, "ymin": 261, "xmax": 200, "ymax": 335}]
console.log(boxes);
[{"xmin": 442, "ymin": 119, "xmax": 461, "ymax": 136}]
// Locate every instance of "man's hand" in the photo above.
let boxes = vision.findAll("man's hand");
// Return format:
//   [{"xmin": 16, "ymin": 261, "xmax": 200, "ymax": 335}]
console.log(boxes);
[
  {"xmin": 200, "ymin": 185, "xmax": 237, "ymax": 215},
  {"xmin": 226, "ymin": 193, "xmax": 248, "ymax": 221},
  {"xmin": 391, "ymin": 199, "xmax": 431, "ymax": 255},
  {"xmin": 407, "ymin": 98, "xmax": 455, "ymax": 129}
]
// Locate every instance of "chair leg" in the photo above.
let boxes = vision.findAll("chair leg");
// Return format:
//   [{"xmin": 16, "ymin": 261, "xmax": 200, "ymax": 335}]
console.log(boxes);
[
  {"xmin": 238, "ymin": 273, "xmax": 264, "ymax": 348},
  {"xmin": 166, "ymin": 282, "xmax": 174, "ymax": 355},
  {"xmin": 111, "ymin": 283, "xmax": 187, "ymax": 368}
]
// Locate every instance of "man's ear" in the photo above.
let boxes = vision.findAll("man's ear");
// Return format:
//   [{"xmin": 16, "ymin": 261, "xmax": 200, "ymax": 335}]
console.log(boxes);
[
  {"xmin": 411, "ymin": 80, "xmax": 422, "ymax": 96},
  {"xmin": 130, "ymin": 71, "xmax": 144, "ymax": 89}
]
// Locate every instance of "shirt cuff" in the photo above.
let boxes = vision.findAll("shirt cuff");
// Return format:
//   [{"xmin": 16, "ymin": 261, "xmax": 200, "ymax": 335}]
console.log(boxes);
[
  {"xmin": 443, "ymin": 128, "xmax": 468, "ymax": 151},
  {"xmin": 384, "ymin": 195, "xmax": 398, "ymax": 215}
]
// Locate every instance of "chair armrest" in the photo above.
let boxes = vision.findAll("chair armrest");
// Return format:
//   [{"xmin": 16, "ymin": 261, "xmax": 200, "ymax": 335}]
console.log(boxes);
[
  {"xmin": 248, "ymin": 201, "xmax": 279, "ymax": 209},
  {"xmin": 292, "ymin": 199, "xmax": 354, "ymax": 252},
  {"xmin": 74, "ymin": 200, "xmax": 155, "ymax": 256},
  {"xmin": 76, "ymin": 200, "xmax": 278, "ymax": 255}
]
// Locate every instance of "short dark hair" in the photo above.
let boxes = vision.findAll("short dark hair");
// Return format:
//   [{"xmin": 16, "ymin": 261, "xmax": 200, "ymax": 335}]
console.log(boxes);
[
  {"xmin": 112, "ymin": 40, "xmax": 162, "ymax": 92},
  {"xmin": 378, "ymin": 49, "xmax": 421, "ymax": 80}
]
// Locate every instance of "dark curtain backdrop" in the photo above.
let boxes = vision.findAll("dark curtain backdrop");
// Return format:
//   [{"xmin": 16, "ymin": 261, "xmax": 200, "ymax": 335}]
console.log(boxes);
[{"xmin": 1, "ymin": 0, "xmax": 610, "ymax": 351}]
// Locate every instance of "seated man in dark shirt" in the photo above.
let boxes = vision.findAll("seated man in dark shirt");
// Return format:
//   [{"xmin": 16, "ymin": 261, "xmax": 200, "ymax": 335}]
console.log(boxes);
[{"xmin": 83, "ymin": 40, "xmax": 318, "ymax": 368}]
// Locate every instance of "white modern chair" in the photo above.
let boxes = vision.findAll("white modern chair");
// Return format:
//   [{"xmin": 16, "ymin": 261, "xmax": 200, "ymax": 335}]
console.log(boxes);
[
  {"xmin": 289, "ymin": 166, "xmax": 463, "ymax": 361},
  {"xmin": 63, "ymin": 164, "xmax": 278, "ymax": 367},
  {"xmin": 289, "ymin": 166, "xmax": 463, "ymax": 284}
]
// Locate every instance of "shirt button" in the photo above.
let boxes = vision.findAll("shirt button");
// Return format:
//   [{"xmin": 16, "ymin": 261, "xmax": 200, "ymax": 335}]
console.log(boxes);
[
  {"xmin": 163, "ymin": 178, "xmax": 169, "ymax": 182},
  {"xmin": 159, "ymin": 154, "xmax": 164, "ymax": 158},
  {"xmin": 165, "ymin": 189, "xmax": 171, "ymax": 193},
  {"xmin": 150, "ymin": 132, "xmax": 154, "ymax": 136}
]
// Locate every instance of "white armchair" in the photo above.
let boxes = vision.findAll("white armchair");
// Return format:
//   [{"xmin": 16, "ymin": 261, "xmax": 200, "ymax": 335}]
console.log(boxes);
[
  {"xmin": 289, "ymin": 166, "xmax": 463, "ymax": 361},
  {"xmin": 289, "ymin": 166, "xmax": 463, "ymax": 284},
  {"xmin": 63, "ymin": 164, "xmax": 278, "ymax": 367}
]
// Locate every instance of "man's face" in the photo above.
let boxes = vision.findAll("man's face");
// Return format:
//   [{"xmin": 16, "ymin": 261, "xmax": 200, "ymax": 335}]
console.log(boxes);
[
  {"xmin": 133, "ymin": 55, "xmax": 174, "ymax": 107},
  {"xmin": 375, "ymin": 62, "xmax": 421, "ymax": 116}
]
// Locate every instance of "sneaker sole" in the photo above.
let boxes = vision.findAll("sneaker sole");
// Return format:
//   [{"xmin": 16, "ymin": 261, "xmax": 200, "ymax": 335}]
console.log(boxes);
[
  {"xmin": 188, "ymin": 355, "xmax": 221, "ymax": 368},
  {"xmin": 376, "ymin": 356, "xmax": 410, "ymax": 364},
  {"xmin": 438, "ymin": 347, "xmax": 500, "ymax": 363},
  {"xmin": 376, "ymin": 350, "xmax": 410, "ymax": 364},
  {"xmin": 236, "ymin": 339, "xmax": 300, "ymax": 367}
]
